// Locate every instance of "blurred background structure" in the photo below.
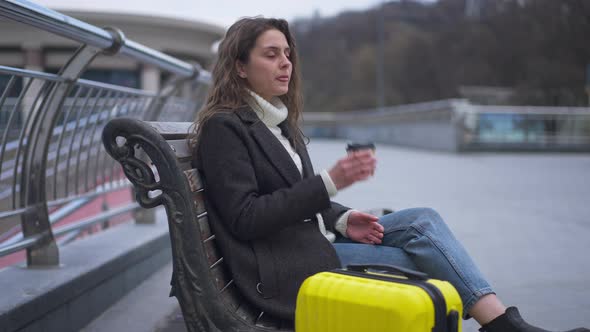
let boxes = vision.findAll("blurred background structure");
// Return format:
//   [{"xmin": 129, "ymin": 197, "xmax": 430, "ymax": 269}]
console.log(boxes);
[
  {"xmin": 0, "ymin": 0, "xmax": 589, "ymax": 331},
  {"xmin": 293, "ymin": 0, "xmax": 590, "ymax": 151},
  {"xmin": 293, "ymin": 0, "xmax": 590, "ymax": 110},
  {"xmin": 0, "ymin": 9, "xmax": 223, "ymax": 91}
]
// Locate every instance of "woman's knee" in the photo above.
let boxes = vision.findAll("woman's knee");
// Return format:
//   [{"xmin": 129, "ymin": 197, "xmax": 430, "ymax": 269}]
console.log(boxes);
[
  {"xmin": 417, "ymin": 207, "xmax": 443, "ymax": 221},
  {"xmin": 380, "ymin": 207, "xmax": 444, "ymax": 231},
  {"xmin": 411, "ymin": 207, "xmax": 452, "ymax": 235},
  {"xmin": 399, "ymin": 207, "xmax": 445, "ymax": 229},
  {"xmin": 406, "ymin": 207, "xmax": 443, "ymax": 220}
]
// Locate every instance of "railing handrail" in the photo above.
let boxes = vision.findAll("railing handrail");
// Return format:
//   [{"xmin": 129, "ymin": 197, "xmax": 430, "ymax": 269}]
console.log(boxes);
[
  {"xmin": 303, "ymin": 100, "xmax": 590, "ymax": 124},
  {"xmin": 467, "ymin": 104, "xmax": 590, "ymax": 115},
  {"xmin": 0, "ymin": 0, "xmax": 201, "ymax": 78}
]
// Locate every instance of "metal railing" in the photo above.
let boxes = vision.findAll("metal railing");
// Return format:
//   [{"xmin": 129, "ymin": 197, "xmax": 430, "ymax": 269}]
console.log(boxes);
[
  {"xmin": 302, "ymin": 100, "xmax": 590, "ymax": 151},
  {"xmin": 458, "ymin": 105, "xmax": 590, "ymax": 150},
  {"xmin": 0, "ymin": 0, "xmax": 212, "ymax": 266}
]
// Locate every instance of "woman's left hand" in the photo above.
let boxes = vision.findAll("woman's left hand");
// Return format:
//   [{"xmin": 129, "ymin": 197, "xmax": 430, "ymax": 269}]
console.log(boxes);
[{"xmin": 346, "ymin": 211, "xmax": 384, "ymax": 245}]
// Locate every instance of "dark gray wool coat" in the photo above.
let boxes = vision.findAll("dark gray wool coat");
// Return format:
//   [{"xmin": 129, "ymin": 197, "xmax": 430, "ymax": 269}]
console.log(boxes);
[{"xmin": 194, "ymin": 105, "xmax": 349, "ymax": 320}]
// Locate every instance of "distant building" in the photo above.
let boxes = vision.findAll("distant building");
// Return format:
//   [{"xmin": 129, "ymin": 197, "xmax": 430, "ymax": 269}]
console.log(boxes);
[{"xmin": 0, "ymin": 10, "xmax": 225, "ymax": 91}]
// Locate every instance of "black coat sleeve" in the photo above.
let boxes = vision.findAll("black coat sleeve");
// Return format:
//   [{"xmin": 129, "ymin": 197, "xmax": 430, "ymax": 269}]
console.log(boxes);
[
  {"xmin": 321, "ymin": 201, "xmax": 350, "ymax": 233},
  {"xmin": 196, "ymin": 113, "xmax": 333, "ymax": 241}
]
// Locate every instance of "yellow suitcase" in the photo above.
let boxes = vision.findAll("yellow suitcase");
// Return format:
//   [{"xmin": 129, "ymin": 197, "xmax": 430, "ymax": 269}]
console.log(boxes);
[{"xmin": 295, "ymin": 264, "xmax": 462, "ymax": 332}]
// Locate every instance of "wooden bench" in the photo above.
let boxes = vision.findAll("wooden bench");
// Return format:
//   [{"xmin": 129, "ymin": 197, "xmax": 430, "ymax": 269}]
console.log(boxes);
[{"xmin": 102, "ymin": 118, "xmax": 391, "ymax": 332}]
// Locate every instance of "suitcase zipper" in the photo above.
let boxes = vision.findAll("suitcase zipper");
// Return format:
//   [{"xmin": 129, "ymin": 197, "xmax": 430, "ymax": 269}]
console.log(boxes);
[{"xmin": 333, "ymin": 269, "xmax": 448, "ymax": 332}]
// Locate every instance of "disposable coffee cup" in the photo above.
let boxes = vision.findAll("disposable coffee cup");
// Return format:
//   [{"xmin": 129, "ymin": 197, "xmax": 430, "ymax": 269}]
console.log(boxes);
[
  {"xmin": 346, "ymin": 142, "xmax": 376, "ymax": 154},
  {"xmin": 346, "ymin": 142, "xmax": 376, "ymax": 176}
]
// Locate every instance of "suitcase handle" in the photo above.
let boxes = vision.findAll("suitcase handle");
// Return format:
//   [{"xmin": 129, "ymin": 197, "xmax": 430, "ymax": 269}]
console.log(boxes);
[{"xmin": 347, "ymin": 264, "xmax": 429, "ymax": 280}]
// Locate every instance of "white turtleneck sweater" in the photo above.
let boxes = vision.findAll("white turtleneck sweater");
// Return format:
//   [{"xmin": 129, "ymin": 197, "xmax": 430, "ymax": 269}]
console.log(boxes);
[{"xmin": 246, "ymin": 91, "xmax": 352, "ymax": 241}]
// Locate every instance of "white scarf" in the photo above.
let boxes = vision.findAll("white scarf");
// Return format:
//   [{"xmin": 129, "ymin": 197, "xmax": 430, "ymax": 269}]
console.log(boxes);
[{"xmin": 246, "ymin": 91, "xmax": 303, "ymax": 175}]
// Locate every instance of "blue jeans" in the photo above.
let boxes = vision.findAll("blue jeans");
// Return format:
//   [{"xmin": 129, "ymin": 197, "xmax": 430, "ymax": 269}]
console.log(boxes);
[{"xmin": 332, "ymin": 207, "xmax": 494, "ymax": 318}]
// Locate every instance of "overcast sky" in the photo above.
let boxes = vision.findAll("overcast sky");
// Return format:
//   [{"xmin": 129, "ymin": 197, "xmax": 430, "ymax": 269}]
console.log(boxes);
[{"xmin": 37, "ymin": 0, "xmax": 396, "ymax": 28}]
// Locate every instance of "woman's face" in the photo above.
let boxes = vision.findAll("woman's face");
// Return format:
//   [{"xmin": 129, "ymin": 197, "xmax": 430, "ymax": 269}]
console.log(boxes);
[{"xmin": 237, "ymin": 29, "xmax": 292, "ymax": 102}]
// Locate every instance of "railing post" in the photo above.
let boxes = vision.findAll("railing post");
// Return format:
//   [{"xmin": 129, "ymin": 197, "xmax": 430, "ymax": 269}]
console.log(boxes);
[
  {"xmin": 19, "ymin": 44, "xmax": 102, "ymax": 266},
  {"xmin": 18, "ymin": 25, "xmax": 128, "ymax": 266}
]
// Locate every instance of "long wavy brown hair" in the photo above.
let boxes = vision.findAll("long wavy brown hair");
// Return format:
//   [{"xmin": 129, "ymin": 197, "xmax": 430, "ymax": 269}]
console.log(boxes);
[{"xmin": 190, "ymin": 17, "xmax": 305, "ymax": 150}]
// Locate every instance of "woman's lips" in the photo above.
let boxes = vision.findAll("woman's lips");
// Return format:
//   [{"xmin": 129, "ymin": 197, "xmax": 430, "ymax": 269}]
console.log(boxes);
[{"xmin": 276, "ymin": 76, "xmax": 290, "ymax": 82}]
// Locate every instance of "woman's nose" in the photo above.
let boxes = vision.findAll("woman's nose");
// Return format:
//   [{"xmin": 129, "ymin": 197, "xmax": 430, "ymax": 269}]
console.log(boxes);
[{"xmin": 280, "ymin": 55, "xmax": 291, "ymax": 69}]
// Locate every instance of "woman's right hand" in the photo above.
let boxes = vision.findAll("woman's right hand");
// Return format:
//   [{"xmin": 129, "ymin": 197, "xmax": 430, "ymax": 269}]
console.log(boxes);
[{"xmin": 328, "ymin": 150, "xmax": 377, "ymax": 190}]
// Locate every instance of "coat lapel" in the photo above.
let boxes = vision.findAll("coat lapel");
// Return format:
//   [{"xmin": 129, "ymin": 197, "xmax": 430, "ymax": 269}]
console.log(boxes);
[
  {"xmin": 235, "ymin": 107, "xmax": 302, "ymax": 185},
  {"xmin": 295, "ymin": 136, "xmax": 315, "ymax": 179},
  {"xmin": 278, "ymin": 121, "xmax": 315, "ymax": 179}
]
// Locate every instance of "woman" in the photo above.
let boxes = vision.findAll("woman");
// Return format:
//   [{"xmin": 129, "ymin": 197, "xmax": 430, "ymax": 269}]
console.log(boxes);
[{"xmin": 193, "ymin": 17, "xmax": 587, "ymax": 332}]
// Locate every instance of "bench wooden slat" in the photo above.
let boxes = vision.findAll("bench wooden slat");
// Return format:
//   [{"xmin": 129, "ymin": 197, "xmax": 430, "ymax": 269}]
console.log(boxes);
[
  {"xmin": 193, "ymin": 195, "xmax": 206, "ymax": 215},
  {"xmin": 197, "ymin": 214, "xmax": 212, "ymax": 242},
  {"xmin": 220, "ymin": 279, "xmax": 234, "ymax": 293},
  {"xmin": 209, "ymin": 257, "xmax": 224, "ymax": 269},
  {"xmin": 211, "ymin": 264, "xmax": 231, "ymax": 293},
  {"xmin": 220, "ymin": 279, "xmax": 241, "ymax": 310},
  {"xmin": 184, "ymin": 169, "xmax": 203, "ymax": 192},
  {"xmin": 204, "ymin": 239, "xmax": 221, "ymax": 265},
  {"xmin": 176, "ymin": 159, "xmax": 193, "ymax": 172},
  {"xmin": 146, "ymin": 121, "xmax": 193, "ymax": 140},
  {"xmin": 167, "ymin": 139, "xmax": 192, "ymax": 160}
]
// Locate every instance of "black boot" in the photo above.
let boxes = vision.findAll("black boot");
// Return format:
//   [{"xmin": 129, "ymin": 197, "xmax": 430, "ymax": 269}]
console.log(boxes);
[{"xmin": 479, "ymin": 307, "xmax": 590, "ymax": 332}]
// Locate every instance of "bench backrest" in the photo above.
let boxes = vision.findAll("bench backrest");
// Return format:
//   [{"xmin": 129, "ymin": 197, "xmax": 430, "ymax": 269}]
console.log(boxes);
[{"xmin": 102, "ymin": 118, "xmax": 294, "ymax": 332}]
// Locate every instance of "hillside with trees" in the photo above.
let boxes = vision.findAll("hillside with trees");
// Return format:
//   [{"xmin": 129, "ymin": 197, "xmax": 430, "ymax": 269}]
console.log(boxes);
[{"xmin": 292, "ymin": 0, "xmax": 590, "ymax": 112}]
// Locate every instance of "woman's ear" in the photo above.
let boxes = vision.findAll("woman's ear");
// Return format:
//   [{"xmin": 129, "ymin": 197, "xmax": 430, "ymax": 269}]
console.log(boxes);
[{"xmin": 235, "ymin": 60, "xmax": 247, "ymax": 78}]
